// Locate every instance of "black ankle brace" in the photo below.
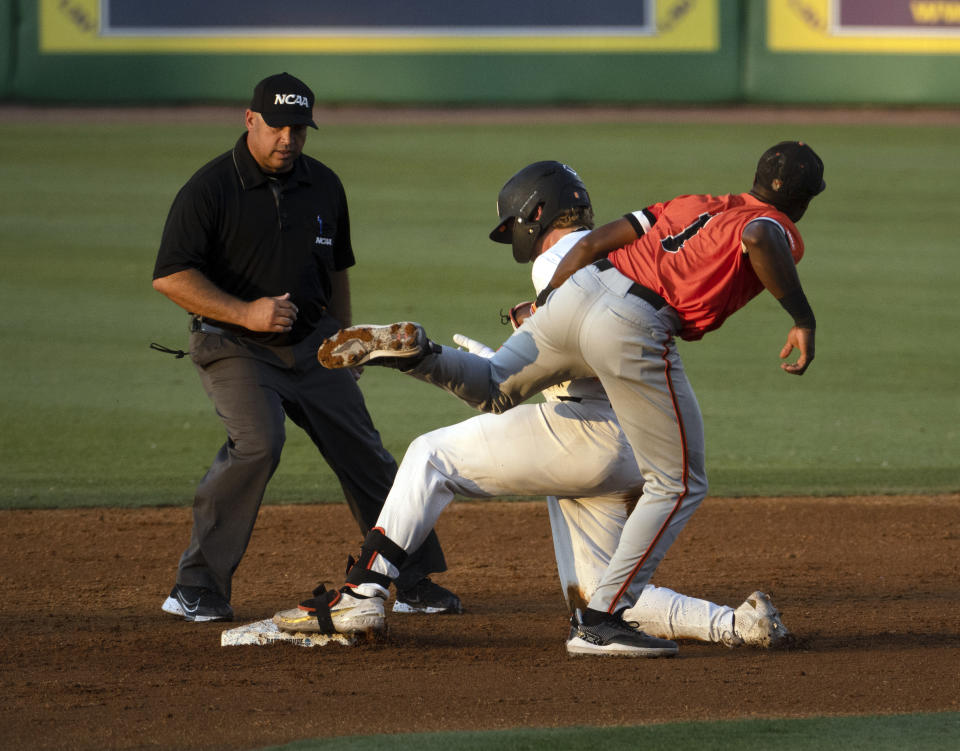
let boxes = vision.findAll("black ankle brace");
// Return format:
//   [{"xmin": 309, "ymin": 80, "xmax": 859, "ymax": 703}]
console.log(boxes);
[
  {"xmin": 297, "ymin": 584, "xmax": 337, "ymax": 634},
  {"xmin": 345, "ymin": 528, "xmax": 408, "ymax": 588}
]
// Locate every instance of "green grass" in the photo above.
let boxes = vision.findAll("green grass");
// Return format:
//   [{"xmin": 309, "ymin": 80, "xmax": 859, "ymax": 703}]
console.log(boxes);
[
  {"xmin": 263, "ymin": 713, "xmax": 960, "ymax": 751},
  {"xmin": 1, "ymin": 116, "xmax": 958, "ymax": 508}
]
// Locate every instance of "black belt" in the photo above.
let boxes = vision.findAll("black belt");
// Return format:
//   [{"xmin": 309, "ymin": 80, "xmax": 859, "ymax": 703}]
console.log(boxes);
[
  {"xmin": 557, "ymin": 396, "xmax": 582, "ymax": 403},
  {"xmin": 592, "ymin": 259, "xmax": 667, "ymax": 310},
  {"xmin": 190, "ymin": 316, "xmax": 228, "ymax": 336}
]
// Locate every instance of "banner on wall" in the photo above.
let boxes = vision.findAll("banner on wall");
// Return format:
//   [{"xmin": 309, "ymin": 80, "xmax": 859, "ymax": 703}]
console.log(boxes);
[
  {"xmin": 43, "ymin": 0, "xmax": 719, "ymax": 53},
  {"xmin": 769, "ymin": 0, "xmax": 960, "ymax": 53},
  {"xmin": 99, "ymin": 1, "xmax": 655, "ymax": 34}
]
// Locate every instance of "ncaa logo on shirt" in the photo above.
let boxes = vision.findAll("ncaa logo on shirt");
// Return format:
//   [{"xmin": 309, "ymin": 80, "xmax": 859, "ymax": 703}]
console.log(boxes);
[{"xmin": 315, "ymin": 215, "xmax": 332, "ymax": 246}]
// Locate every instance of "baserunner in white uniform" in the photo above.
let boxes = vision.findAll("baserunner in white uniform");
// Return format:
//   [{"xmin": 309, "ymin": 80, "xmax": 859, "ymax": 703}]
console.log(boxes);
[{"xmin": 273, "ymin": 162, "xmax": 792, "ymax": 655}]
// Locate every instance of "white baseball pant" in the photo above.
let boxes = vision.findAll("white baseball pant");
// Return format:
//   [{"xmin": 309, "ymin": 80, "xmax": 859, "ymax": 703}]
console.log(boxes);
[
  {"xmin": 375, "ymin": 394, "xmax": 732, "ymax": 642},
  {"xmin": 384, "ymin": 262, "xmax": 708, "ymax": 615}
]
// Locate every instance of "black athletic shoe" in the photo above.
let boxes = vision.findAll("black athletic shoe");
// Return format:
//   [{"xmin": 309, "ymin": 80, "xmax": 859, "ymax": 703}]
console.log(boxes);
[
  {"xmin": 567, "ymin": 608, "xmax": 677, "ymax": 657},
  {"xmin": 392, "ymin": 578, "xmax": 463, "ymax": 614},
  {"xmin": 161, "ymin": 583, "xmax": 234, "ymax": 623}
]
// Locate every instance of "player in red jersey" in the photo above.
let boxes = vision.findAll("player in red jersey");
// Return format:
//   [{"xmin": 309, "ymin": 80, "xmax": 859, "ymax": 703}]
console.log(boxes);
[
  {"xmin": 605, "ymin": 192, "xmax": 805, "ymax": 340},
  {"xmin": 550, "ymin": 148, "xmax": 818, "ymax": 358},
  {"xmin": 282, "ymin": 142, "xmax": 824, "ymax": 657}
]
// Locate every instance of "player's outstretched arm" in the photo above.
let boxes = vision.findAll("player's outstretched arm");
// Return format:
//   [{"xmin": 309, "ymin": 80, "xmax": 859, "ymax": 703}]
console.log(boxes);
[
  {"xmin": 742, "ymin": 220, "xmax": 815, "ymax": 376},
  {"xmin": 540, "ymin": 217, "xmax": 639, "ymax": 304}
]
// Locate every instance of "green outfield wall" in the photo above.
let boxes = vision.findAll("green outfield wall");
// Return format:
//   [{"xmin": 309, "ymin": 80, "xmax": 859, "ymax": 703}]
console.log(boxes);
[
  {"xmin": 745, "ymin": 0, "xmax": 960, "ymax": 104},
  {"xmin": 3, "ymin": 1, "xmax": 960, "ymax": 105},
  {"xmin": 0, "ymin": 0, "xmax": 14, "ymax": 98}
]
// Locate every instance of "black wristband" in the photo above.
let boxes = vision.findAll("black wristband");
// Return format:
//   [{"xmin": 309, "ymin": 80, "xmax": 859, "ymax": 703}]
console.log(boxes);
[
  {"xmin": 535, "ymin": 284, "xmax": 555, "ymax": 309},
  {"xmin": 778, "ymin": 288, "xmax": 816, "ymax": 329}
]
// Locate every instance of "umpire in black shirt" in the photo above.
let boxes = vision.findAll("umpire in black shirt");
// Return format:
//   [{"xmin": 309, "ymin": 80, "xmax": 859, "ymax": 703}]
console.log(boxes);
[{"xmin": 152, "ymin": 72, "xmax": 459, "ymax": 622}]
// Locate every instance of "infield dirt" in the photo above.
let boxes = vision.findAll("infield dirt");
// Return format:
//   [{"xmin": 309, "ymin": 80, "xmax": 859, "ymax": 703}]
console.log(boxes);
[{"xmin": 1, "ymin": 495, "xmax": 957, "ymax": 749}]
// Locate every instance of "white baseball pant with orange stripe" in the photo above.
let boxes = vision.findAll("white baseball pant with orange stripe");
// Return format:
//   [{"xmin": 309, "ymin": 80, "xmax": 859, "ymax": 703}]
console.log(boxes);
[
  {"xmin": 449, "ymin": 331, "xmax": 736, "ymax": 639},
  {"xmin": 374, "ymin": 392, "xmax": 734, "ymax": 642},
  {"xmin": 391, "ymin": 261, "xmax": 708, "ymax": 616}
]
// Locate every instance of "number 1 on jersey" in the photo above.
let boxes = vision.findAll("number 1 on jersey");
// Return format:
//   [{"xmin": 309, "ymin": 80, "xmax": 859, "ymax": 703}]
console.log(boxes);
[{"xmin": 660, "ymin": 212, "xmax": 713, "ymax": 254}]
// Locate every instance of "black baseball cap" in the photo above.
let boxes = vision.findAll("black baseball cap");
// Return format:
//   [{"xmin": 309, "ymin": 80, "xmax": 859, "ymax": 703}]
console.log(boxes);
[
  {"xmin": 755, "ymin": 141, "xmax": 826, "ymax": 200},
  {"xmin": 249, "ymin": 72, "xmax": 318, "ymax": 129}
]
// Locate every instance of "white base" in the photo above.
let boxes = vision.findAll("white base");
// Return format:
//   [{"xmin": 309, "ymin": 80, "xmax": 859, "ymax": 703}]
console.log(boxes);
[
  {"xmin": 220, "ymin": 619, "xmax": 356, "ymax": 648},
  {"xmin": 392, "ymin": 601, "xmax": 446, "ymax": 614}
]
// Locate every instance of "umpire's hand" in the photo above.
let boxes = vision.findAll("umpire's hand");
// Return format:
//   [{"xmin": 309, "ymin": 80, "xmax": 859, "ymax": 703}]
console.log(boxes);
[{"xmin": 246, "ymin": 293, "xmax": 299, "ymax": 333}]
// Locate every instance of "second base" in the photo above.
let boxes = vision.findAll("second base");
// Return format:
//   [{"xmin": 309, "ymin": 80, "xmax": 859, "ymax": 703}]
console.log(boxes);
[{"xmin": 221, "ymin": 619, "xmax": 356, "ymax": 648}]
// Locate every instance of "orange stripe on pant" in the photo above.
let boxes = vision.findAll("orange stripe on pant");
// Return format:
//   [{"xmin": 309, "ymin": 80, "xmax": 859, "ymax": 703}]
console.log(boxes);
[{"xmin": 607, "ymin": 341, "xmax": 689, "ymax": 614}]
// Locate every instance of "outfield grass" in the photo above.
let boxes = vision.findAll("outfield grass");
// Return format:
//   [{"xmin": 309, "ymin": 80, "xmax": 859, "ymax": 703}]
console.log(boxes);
[
  {"xmin": 266, "ymin": 713, "xmax": 960, "ymax": 751},
  {"xmin": 1, "ymin": 115, "xmax": 957, "ymax": 508}
]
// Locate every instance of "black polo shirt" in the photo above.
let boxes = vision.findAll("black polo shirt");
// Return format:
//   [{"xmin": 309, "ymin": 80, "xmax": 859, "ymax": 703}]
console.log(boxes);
[{"xmin": 154, "ymin": 133, "xmax": 355, "ymax": 344}]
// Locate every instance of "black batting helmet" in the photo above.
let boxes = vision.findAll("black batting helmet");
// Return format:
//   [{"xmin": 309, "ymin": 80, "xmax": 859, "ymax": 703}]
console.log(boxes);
[{"xmin": 490, "ymin": 161, "xmax": 592, "ymax": 263}]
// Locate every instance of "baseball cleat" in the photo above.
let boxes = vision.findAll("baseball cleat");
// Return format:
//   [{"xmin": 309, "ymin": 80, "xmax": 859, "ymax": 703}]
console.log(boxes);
[
  {"xmin": 317, "ymin": 322, "xmax": 435, "ymax": 369},
  {"xmin": 733, "ymin": 591, "xmax": 791, "ymax": 648},
  {"xmin": 273, "ymin": 585, "xmax": 386, "ymax": 637},
  {"xmin": 567, "ymin": 609, "xmax": 678, "ymax": 657},
  {"xmin": 392, "ymin": 577, "xmax": 463, "ymax": 614},
  {"xmin": 161, "ymin": 583, "xmax": 234, "ymax": 623}
]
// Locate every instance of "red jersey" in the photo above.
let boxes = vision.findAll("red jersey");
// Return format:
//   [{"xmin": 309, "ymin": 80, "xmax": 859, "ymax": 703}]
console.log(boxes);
[{"xmin": 608, "ymin": 192, "xmax": 804, "ymax": 341}]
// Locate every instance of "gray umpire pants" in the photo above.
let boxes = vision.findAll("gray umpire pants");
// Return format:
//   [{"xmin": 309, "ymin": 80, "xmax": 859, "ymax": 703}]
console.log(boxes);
[
  {"xmin": 404, "ymin": 262, "xmax": 707, "ymax": 615},
  {"xmin": 177, "ymin": 319, "xmax": 447, "ymax": 601}
]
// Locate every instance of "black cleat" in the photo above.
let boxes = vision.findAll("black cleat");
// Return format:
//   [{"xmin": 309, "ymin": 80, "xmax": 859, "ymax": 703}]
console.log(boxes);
[
  {"xmin": 161, "ymin": 583, "xmax": 234, "ymax": 623},
  {"xmin": 567, "ymin": 608, "xmax": 677, "ymax": 657},
  {"xmin": 393, "ymin": 578, "xmax": 463, "ymax": 614}
]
